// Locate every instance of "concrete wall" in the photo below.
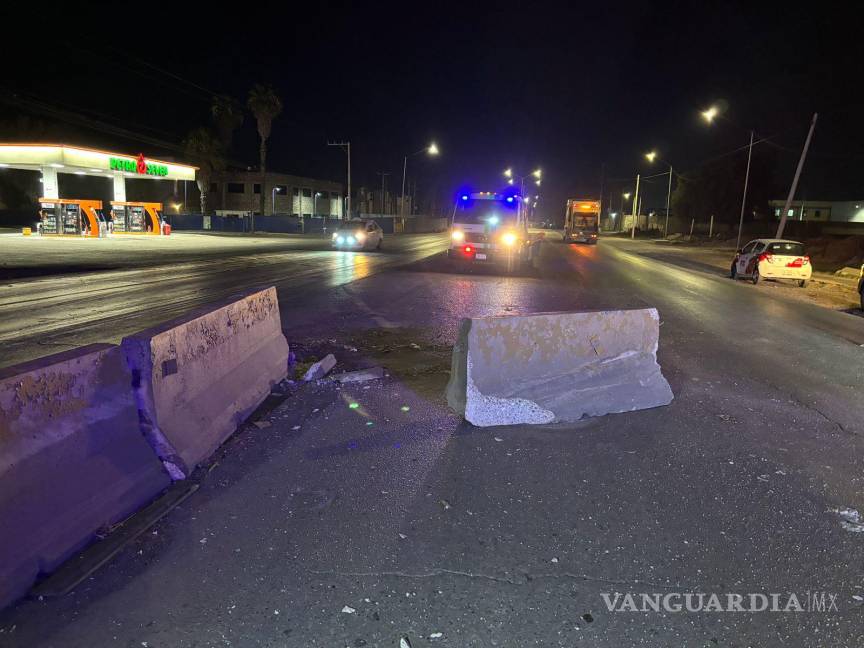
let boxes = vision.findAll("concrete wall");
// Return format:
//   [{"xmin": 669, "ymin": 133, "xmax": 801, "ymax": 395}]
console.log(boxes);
[
  {"xmin": 122, "ymin": 287, "xmax": 290, "ymax": 478},
  {"xmin": 0, "ymin": 344, "xmax": 170, "ymax": 608}
]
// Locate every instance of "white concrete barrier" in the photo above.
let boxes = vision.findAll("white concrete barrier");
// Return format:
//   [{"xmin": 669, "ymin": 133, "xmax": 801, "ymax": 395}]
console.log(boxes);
[
  {"xmin": 446, "ymin": 309, "xmax": 673, "ymax": 426},
  {"xmin": 0, "ymin": 344, "xmax": 170, "ymax": 609},
  {"xmin": 122, "ymin": 287, "xmax": 289, "ymax": 478}
]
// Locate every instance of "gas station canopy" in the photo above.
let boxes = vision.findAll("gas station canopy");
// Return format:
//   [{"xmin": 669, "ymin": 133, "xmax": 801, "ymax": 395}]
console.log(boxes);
[{"xmin": 0, "ymin": 143, "xmax": 197, "ymax": 201}]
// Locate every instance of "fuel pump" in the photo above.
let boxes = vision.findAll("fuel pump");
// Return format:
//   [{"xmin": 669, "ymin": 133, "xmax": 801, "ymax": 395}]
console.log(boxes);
[{"xmin": 38, "ymin": 199, "xmax": 104, "ymax": 237}]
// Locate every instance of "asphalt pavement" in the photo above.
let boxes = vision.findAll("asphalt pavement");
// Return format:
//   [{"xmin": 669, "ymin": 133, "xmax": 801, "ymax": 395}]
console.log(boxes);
[
  {"xmin": 1, "ymin": 235, "xmax": 863, "ymax": 647},
  {"xmin": 0, "ymin": 232, "xmax": 447, "ymax": 369}
]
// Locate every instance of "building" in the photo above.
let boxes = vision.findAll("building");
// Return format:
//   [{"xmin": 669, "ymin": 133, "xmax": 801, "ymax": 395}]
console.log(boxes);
[
  {"xmin": 210, "ymin": 170, "xmax": 343, "ymax": 218},
  {"xmin": 769, "ymin": 200, "xmax": 864, "ymax": 223},
  {"xmin": 0, "ymin": 143, "xmax": 196, "ymax": 203}
]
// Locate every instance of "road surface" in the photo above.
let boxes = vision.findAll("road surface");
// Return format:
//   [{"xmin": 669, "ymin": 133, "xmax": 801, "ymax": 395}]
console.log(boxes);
[
  {"xmin": 0, "ymin": 232, "xmax": 448, "ymax": 369},
  {"xmin": 1, "ymin": 236, "xmax": 863, "ymax": 647}
]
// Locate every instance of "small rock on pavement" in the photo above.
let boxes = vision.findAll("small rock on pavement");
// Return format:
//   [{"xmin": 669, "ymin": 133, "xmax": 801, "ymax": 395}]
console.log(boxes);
[
  {"xmin": 253, "ymin": 420, "xmax": 271, "ymax": 429},
  {"xmin": 304, "ymin": 354, "xmax": 337, "ymax": 381},
  {"xmin": 331, "ymin": 366, "xmax": 385, "ymax": 383},
  {"xmin": 341, "ymin": 605, "xmax": 356, "ymax": 614}
]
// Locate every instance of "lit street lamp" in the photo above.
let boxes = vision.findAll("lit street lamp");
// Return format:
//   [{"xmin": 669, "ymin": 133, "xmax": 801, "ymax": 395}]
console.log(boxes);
[
  {"xmin": 644, "ymin": 151, "xmax": 674, "ymax": 238},
  {"xmin": 400, "ymin": 142, "xmax": 439, "ymax": 223},
  {"xmin": 271, "ymin": 186, "xmax": 281, "ymax": 215}
]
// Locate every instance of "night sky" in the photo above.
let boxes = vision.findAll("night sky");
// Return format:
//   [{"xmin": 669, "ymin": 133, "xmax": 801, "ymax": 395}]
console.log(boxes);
[{"xmin": 3, "ymin": 2, "xmax": 862, "ymax": 218}]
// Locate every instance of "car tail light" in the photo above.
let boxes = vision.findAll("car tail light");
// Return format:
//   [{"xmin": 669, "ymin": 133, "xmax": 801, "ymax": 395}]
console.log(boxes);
[
  {"xmin": 463, "ymin": 245, "xmax": 474, "ymax": 254},
  {"xmin": 803, "ymin": 255, "xmax": 810, "ymax": 265},
  {"xmin": 758, "ymin": 253, "xmax": 773, "ymax": 263}
]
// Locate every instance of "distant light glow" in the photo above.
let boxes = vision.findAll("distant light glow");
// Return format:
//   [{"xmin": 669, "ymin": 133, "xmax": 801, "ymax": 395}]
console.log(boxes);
[
  {"xmin": 505, "ymin": 196, "xmax": 514, "ymax": 203},
  {"xmin": 701, "ymin": 106, "xmax": 719, "ymax": 123},
  {"xmin": 461, "ymin": 194, "xmax": 469, "ymax": 201},
  {"xmin": 502, "ymin": 232, "xmax": 517, "ymax": 246},
  {"xmin": 428, "ymin": 142, "xmax": 439, "ymax": 155},
  {"xmin": 645, "ymin": 151, "xmax": 658, "ymax": 162},
  {"xmin": 451, "ymin": 229, "xmax": 464, "ymax": 241},
  {"xmin": 487, "ymin": 215, "xmax": 500, "ymax": 225},
  {"xmin": 349, "ymin": 402, "xmax": 360, "ymax": 409}
]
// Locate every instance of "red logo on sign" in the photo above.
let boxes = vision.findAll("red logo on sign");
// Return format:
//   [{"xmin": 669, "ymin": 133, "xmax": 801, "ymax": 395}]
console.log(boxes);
[{"xmin": 136, "ymin": 153, "xmax": 146, "ymax": 175}]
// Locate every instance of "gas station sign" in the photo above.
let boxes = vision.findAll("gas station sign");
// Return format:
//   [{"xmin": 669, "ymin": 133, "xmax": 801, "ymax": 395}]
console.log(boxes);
[{"xmin": 109, "ymin": 154, "xmax": 169, "ymax": 177}]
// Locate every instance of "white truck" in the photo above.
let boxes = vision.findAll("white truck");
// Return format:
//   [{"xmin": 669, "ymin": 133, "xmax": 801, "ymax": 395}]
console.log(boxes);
[{"xmin": 448, "ymin": 191, "xmax": 540, "ymax": 268}]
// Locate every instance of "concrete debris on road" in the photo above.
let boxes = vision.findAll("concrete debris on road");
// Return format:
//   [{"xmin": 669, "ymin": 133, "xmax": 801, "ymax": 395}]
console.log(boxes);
[
  {"xmin": 303, "ymin": 354, "xmax": 337, "ymax": 381},
  {"xmin": 831, "ymin": 507, "xmax": 864, "ymax": 532},
  {"xmin": 399, "ymin": 637, "xmax": 413, "ymax": 648},
  {"xmin": 446, "ymin": 309, "xmax": 673, "ymax": 427},
  {"xmin": 341, "ymin": 605, "xmax": 355, "ymax": 614},
  {"xmin": 330, "ymin": 366, "xmax": 385, "ymax": 383}
]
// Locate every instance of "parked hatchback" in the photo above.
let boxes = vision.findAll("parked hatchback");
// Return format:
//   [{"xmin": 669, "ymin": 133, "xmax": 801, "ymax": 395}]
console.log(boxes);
[{"xmin": 730, "ymin": 238, "xmax": 811, "ymax": 287}]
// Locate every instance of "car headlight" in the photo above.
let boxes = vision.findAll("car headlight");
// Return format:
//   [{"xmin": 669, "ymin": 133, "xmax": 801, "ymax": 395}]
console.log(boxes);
[
  {"xmin": 332, "ymin": 232, "xmax": 338, "ymax": 239},
  {"xmin": 451, "ymin": 229, "xmax": 464, "ymax": 241},
  {"xmin": 502, "ymin": 232, "xmax": 517, "ymax": 246},
  {"xmin": 336, "ymin": 236, "xmax": 345, "ymax": 244},
  {"xmin": 356, "ymin": 231, "xmax": 366, "ymax": 242},
  {"xmin": 347, "ymin": 236, "xmax": 355, "ymax": 244}
]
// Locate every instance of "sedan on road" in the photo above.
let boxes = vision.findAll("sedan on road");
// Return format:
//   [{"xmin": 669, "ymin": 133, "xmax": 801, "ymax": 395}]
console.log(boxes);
[
  {"xmin": 731, "ymin": 238, "xmax": 811, "ymax": 287},
  {"xmin": 331, "ymin": 219, "xmax": 383, "ymax": 251}
]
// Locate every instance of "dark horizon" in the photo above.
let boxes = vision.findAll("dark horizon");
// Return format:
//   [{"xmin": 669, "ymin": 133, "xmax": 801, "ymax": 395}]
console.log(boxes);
[{"xmin": 2, "ymin": 3, "xmax": 863, "ymax": 218}]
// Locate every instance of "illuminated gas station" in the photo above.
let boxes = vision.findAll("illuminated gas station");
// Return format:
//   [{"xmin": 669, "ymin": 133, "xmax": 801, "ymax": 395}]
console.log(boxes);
[{"xmin": 0, "ymin": 144, "xmax": 196, "ymax": 237}]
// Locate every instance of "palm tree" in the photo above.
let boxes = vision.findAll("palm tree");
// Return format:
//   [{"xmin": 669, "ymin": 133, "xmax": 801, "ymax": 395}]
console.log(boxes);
[
  {"xmin": 247, "ymin": 84, "xmax": 283, "ymax": 215},
  {"xmin": 211, "ymin": 95, "xmax": 244, "ymax": 152},
  {"xmin": 182, "ymin": 127, "xmax": 225, "ymax": 215}
]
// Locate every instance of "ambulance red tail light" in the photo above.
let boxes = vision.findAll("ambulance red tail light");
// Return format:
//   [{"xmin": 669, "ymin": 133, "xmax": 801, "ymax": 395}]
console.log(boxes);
[{"xmin": 463, "ymin": 245, "xmax": 474, "ymax": 255}]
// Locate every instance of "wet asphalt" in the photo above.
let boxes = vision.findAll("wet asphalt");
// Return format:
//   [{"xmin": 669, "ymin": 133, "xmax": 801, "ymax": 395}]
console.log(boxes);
[{"xmin": 1, "ymin": 236, "xmax": 863, "ymax": 647}]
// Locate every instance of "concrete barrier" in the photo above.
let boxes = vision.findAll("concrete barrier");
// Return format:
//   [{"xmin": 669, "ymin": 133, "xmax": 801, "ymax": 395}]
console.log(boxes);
[
  {"xmin": 446, "ymin": 309, "xmax": 673, "ymax": 426},
  {"xmin": 122, "ymin": 286, "xmax": 289, "ymax": 478},
  {"xmin": 0, "ymin": 344, "xmax": 170, "ymax": 609}
]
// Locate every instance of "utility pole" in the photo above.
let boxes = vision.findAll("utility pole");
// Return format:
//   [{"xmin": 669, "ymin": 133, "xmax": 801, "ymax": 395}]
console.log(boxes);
[
  {"xmin": 664, "ymin": 165, "xmax": 673, "ymax": 238},
  {"xmin": 776, "ymin": 113, "xmax": 818, "ymax": 239},
  {"xmin": 736, "ymin": 130, "xmax": 754, "ymax": 250},
  {"xmin": 377, "ymin": 171, "xmax": 390, "ymax": 214},
  {"xmin": 631, "ymin": 174, "xmax": 640, "ymax": 239},
  {"xmin": 328, "ymin": 141, "xmax": 351, "ymax": 219},
  {"xmin": 598, "ymin": 162, "xmax": 605, "ymax": 231}
]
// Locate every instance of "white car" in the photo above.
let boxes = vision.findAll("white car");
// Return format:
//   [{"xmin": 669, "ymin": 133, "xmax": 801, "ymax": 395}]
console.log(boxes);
[
  {"xmin": 730, "ymin": 238, "xmax": 811, "ymax": 287},
  {"xmin": 331, "ymin": 219, "xmax": 383, "ymax": 250}
]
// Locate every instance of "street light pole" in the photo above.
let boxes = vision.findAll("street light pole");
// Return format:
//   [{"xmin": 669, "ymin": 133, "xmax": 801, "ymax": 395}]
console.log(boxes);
[
  {"xmin": 664, "ymin": 165, "xmax": 673, "ymax": 238},
  {"xmin": 736, "ymin": 131, "xmax": 754, "ymax": 250},
  {"xmin": 271, "ymin": 186, "xmax": 280, "ymax": 216},
  {"xmin": 400, "ymin": 155, "xmax": 408, "ymax": 219},
  {"xmin": 327, "ymin": 141, "xmax": 351, "ymax": 220},
  {"xmin": 631, "ymin": 174, "xmax": 640, "ymax": 239},
  {"xmin": 400, "ymin": 143, "xmax": 439, "ymax": 226}
]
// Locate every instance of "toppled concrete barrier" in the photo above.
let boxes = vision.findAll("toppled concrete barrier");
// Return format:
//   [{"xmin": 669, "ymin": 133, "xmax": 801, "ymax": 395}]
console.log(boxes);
[
  {"xmin": 0, "ymin": 344, "xmax": 170, "ymax": 609},
  {"xmin": 446, "ymin": 309, "xmax": 673, "ymax": 427},
  {"xmin": 304, "ymin": 353, "xmax": 337, "ymax": 381},
  {"xmin": 123, "ymin": 287, "xmax": 289, "ymax": 478}
]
